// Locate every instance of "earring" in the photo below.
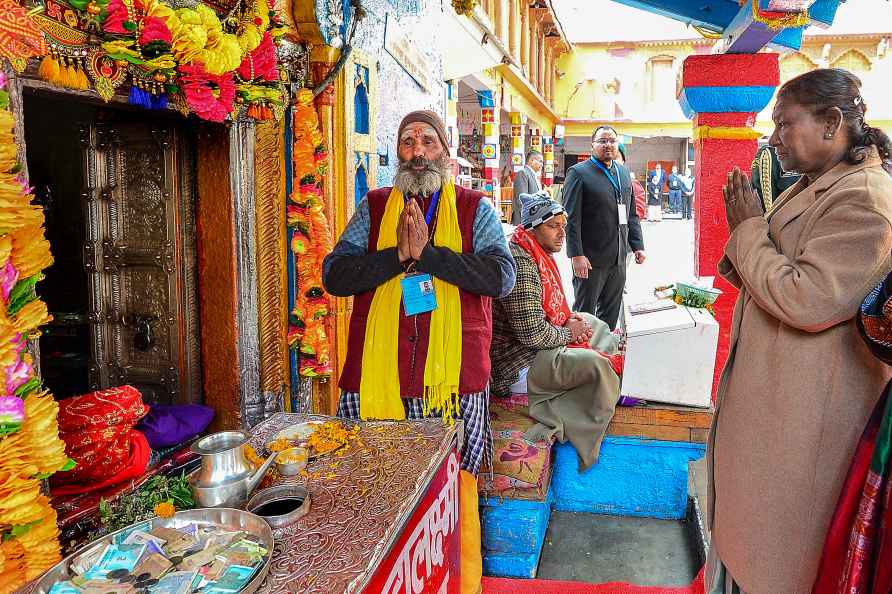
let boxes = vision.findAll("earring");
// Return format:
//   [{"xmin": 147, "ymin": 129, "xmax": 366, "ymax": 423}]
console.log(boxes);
[{"xmin": 825, "ymin": 133, "xmax": 834, "ymax": 139}]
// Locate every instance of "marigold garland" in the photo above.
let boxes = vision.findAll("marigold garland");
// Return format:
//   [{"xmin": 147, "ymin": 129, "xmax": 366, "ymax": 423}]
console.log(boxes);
[
  {"xmin": 0, "ymin": 72, "xmax": 69, "ymax": 594},
  {"xmin": 289, "ymin": 89, "xmax": 333, "ymax": 378}
]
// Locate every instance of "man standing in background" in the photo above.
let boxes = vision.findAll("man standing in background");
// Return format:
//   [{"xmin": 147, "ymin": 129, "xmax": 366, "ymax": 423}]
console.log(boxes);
[
  {"xmin": 667, "ymin": 165, "xmax": 682, "ymax": 215},
  {"xmin": 647, "ymin": 162, "xmax": 665, "ymax": 212},
  {"xmin": 512, "ymin": 150, "xmax": 543, "ymax": 224},
  {"xmin": 681, "ymin": 167, "xmax": 694, "ymax": 220},
  {"xmin": 564, "ymin": 125, "xmax": 645, "ymax": 329}
]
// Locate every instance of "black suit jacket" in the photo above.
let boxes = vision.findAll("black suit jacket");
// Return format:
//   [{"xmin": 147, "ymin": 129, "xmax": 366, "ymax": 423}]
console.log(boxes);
[{"xmin": 564, "ymin": 159, "xmax": 644, "ymax": 267}]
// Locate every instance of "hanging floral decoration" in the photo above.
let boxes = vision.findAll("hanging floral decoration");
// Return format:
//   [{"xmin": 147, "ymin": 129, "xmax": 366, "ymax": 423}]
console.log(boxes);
[
  {"xmin": 26, "ymin": 0, "xmax": 288, "ymax": 121},
  {"xmin": 177, "ymin": 62, "xmax": 235, "ymax": 123},
  {"xmin": 288, "ymin": 88, "xmax": 333, "ymax": 378},
  {"xmin": 0, "ymin": 72, "xmax": 73, "ymax": 593}
]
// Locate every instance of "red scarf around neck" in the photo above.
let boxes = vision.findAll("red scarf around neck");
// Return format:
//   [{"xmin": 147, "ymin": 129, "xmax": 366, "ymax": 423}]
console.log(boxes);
[{"xmin": 511, "ymin": 227, "xmax": 588, "ymax": 348}]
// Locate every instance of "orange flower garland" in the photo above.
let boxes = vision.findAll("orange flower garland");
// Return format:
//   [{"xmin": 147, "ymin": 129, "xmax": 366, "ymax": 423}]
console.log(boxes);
[{"xmin": 288, "ymin": 89, "xmax": 332, "ymax": 378}]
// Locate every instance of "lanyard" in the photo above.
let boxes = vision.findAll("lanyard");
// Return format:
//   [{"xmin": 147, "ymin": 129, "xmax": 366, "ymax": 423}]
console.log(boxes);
[
  {"xmin": 591, "ymin": 158, "xmax": 621, "ymax": 200},
  {"xmin": 407, "ymin": 190, "xmax": 441, "ymax": 226},
  {"xmin": 425, "ymin": 190, "xmax": 440, "ymax": 226}
]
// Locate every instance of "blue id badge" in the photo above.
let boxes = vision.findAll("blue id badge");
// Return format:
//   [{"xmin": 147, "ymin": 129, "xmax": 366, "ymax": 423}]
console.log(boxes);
[{"xmin": 401, "ymin": 273, "xmax": 437, "ymax": 316}]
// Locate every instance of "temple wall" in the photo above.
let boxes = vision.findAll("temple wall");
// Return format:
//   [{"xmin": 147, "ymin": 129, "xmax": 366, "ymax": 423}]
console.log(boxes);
[{"xmin": 351, "ymin": 0, "xmax": 448, "ymax": 187}]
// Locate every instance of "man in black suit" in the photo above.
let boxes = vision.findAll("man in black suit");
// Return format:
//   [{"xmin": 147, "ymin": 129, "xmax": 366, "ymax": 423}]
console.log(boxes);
[
  {"xmin": 564, "ymin": 126, "xmax": 646, "ymax": 329},
  {"xmin": 511, "ymin": 150, "xmax": 543, "ymax": 224}
]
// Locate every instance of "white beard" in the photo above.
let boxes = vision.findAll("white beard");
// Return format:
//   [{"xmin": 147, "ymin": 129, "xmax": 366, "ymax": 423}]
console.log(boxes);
[{"xmin": 393, "ymin": 155, "xmax": 450, "ymax": 196}]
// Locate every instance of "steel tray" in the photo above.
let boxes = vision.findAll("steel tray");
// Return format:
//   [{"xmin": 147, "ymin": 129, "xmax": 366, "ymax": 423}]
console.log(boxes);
[{"xmin": 32, "ymin": 508, "xmax": 273, "ymax": 594}]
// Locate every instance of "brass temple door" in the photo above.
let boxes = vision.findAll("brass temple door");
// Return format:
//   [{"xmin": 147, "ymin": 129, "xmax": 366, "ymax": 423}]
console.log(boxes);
[{"xmin": 80, "ymin": 114, "xmax": 201, "ymax": 405}]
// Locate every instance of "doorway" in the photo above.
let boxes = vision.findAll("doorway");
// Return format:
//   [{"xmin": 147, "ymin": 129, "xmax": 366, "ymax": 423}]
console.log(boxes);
[{"xmin": 24, "ymin": 93, "xmax": 202, "ymax": 404}]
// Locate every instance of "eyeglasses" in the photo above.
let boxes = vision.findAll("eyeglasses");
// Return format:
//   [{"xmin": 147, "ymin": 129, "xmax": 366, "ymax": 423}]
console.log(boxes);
[{"xmin": 594, "ymin": 139, "xmax": 618, "ymax": 145}]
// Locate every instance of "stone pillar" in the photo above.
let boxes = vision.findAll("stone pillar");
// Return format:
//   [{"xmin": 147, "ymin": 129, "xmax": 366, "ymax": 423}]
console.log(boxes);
[
  {"xmin": 520, "ymin": 4, "xmax": 529, "ymax": 75},
  {"xmin": 509, "ymin": 0, "xmax": 519, "ymax": 60},
  {"xmin": 497, "ymin": 0, "xmax": 509, "ymax": 44},
  {"xmin": 537, "ymin": 29, "xmax": 546, "ymax": 94},
  {"xmin": 542, "ymin": 135, "xmax": 554, "ymax": 187},
  {"xmin": 678, "ymin": 53, "xmax": 779, "ymax": 397},
  {"xmin": 530, "ymin": 24, "xmax": 539, "ymax": 89},
  {"xmin": 480, "ymin": 91, "xmax": 500, "ymax": 206},
  {"xmin": 509, "ymin": 111, "xmax": 525, "ymax": 173}
]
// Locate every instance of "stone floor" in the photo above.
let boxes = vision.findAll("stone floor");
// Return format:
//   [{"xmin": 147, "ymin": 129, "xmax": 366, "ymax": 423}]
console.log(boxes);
[
  {"xmin": 555, "ymin": 217, "xmax": 697, "ymax": 307},
  {"xmin": 537, "ymin": 512, "xmax": 700, "ymax": 585}
]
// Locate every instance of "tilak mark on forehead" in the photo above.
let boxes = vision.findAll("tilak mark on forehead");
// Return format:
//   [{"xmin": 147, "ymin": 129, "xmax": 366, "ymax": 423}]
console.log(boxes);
[{"xmin": 400, "ymin": 124, "xmax": 438, "ymax": 140}]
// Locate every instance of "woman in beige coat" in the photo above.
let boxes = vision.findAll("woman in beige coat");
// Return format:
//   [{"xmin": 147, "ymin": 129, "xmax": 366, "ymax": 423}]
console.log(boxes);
[{"xmin": 707, "ymin": 69, "xmax": 892, "ymax": 594}]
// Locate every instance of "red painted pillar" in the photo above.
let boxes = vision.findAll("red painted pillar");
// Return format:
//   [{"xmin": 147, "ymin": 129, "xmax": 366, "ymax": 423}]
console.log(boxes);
[
  {"xmin": 692, "ymin": 112, "xmax": 759, "ymax": 396},
  {"xmin": 679, "ymin": 53, "xmax": 779, "ymax": 397}
]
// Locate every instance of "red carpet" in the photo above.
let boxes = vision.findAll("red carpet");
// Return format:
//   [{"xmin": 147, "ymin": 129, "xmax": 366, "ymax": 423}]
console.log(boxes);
[{"xmin": 482, "ymin": 569, "xmax": 705, "ymax": 594}]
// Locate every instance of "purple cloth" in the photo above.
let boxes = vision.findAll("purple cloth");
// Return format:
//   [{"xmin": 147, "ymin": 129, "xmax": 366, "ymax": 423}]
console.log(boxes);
[
  {"xmin": 136, "ymin": 404, "xmax": 214, "ymax": 449},
  {"xmin": 617, "ymin": 396, "xmax": 642, "ymax": 407}
]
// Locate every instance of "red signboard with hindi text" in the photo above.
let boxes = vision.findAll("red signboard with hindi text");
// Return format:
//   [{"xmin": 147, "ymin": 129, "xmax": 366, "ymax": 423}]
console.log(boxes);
[{"xmin": 362, "ymin": 449, "xmax": 461, "ymax": 594}]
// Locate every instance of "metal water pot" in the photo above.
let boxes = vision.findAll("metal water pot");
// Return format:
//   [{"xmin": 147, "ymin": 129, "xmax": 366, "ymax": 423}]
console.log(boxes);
[{"xmin": 189, "ymin": 431, "xmax": 277, "ymax": 507}]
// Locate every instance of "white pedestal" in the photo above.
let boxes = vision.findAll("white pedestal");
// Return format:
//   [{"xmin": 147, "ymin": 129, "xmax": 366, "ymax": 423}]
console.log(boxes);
[{"xmin": 620, "ymin": 303, "xmax": 718, "ymax": 408}]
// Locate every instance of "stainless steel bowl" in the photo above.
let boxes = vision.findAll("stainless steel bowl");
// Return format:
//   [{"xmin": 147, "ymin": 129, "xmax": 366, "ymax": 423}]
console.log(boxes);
[
  {"xmin": 33, "ymin": 508, "xmax": 273, "ymax": 594},
  {"xmin": 275, "ymin": 447, "xmax": 308, "ymax": 476},
  {"xmin": 246, "ymin": 485, "xmax": 311, "ymax": 529}
]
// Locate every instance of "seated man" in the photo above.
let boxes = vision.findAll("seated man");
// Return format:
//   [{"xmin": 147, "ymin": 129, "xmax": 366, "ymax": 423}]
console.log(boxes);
[{"xmin": 491, "ymin": 191, "xmax": 621, "ymax": 471}]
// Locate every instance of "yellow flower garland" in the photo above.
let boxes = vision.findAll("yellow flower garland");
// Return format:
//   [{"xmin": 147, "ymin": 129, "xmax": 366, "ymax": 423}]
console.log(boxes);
[{"xmin": 0, "ymin": 68, "xmax": 68, "ymax": 593}]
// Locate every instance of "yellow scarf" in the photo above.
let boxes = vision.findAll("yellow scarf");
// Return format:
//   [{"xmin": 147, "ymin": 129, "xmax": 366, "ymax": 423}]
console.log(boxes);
[{"xmin": 359, "ymin": 181, "xmax": 464, "ymax": 423}]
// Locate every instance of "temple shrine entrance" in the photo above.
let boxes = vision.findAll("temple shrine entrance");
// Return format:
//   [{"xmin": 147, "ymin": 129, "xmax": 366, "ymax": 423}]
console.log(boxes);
[{"xmin": 24, "ymin": 93, "xmax": 201, "ymax": 404}]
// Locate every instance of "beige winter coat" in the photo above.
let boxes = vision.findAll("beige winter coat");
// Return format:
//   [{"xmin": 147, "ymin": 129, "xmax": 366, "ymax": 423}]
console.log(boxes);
[{"xmin": 707, "ymin": 148, "xmax": 892, "ymax": 594}]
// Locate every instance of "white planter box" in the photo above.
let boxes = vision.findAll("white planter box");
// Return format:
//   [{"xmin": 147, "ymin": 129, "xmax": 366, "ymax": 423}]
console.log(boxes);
[{"xmin": 620, "ymin": 303, "xmax": 718, "ymax": 408}]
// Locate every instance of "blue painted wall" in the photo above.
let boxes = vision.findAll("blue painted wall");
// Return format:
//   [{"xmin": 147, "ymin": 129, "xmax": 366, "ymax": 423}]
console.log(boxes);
[{"xmin": 551, "ymin": 438, "xmax": 705, "ymax": 520}]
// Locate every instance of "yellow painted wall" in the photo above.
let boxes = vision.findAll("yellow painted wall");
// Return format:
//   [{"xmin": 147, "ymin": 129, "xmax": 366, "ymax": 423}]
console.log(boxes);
[
  {"xmin": 554, "ymin": 42, "xmax": 702, "ymax": 125},
  {"xmin": 554, "ymin": 36, "xmax": 892, "ymax": 138}
]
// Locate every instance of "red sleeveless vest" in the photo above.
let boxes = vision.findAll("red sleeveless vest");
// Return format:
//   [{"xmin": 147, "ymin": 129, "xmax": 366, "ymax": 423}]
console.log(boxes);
[{"xmin": 338, "ymin": 186, "xmax": 493, "ymax": 397}]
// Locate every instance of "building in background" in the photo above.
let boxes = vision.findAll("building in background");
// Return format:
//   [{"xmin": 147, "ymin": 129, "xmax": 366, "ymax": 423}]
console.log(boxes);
[
  {"xmin": 552, "ymin": 21, "xmax": 891, "ymax": 183},
  {"xmin": 440, "ymin": 0, "xmax": 571, "ymax": 221}
]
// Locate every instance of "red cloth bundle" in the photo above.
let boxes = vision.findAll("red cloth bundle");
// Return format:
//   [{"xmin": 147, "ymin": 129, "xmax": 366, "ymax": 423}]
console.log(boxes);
[{"xmin": 51, "ymin": 386, "xmax": 150, "ymax": 494}]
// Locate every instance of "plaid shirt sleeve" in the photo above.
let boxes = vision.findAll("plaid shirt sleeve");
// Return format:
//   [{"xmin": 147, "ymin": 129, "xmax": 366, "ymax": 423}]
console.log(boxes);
[{"xmin": 499, "ymin": 250, "xmax": 572, "ymax": 350}]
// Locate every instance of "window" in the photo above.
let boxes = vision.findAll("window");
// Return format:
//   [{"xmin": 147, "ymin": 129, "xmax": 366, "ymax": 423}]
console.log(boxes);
[
  {"xmin": 354, "ymin": 64, "xmax": 370, "ymax": 134},
  {"xmin": 355, "ymin": 152, "xmax": 370, "ymax": 206},
  {"xmin": 647, "ymin": 56, "xmax": 675, "ymax": 104}
]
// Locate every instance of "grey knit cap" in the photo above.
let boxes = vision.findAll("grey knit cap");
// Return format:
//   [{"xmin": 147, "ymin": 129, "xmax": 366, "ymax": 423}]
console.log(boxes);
[{"xmin": 520, "ymin": 190, "xmax": 565, "ymax": 229}]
